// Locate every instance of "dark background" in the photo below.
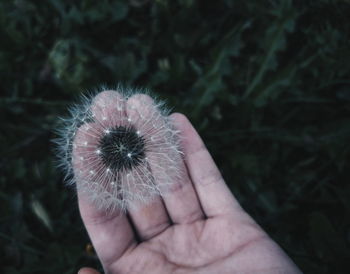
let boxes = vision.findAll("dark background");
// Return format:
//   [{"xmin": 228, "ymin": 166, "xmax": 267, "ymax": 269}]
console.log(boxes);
[{"xmin": 1, "ymin": 0, "xmax": 350, "ymax": 273}]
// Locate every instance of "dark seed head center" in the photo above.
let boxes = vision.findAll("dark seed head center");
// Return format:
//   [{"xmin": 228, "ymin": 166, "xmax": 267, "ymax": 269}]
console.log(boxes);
[{"xmin": 98, "ymin": 126, "xmax": 146, "ymax": 171}]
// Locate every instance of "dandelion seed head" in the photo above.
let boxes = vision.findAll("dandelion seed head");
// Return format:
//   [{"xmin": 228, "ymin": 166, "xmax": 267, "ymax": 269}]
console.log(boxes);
[
  {"xmin": 54, "ymin": 86, "xmax": 183, "ymax": 212},
  {"xmin": 99, "ymin": 125, "xmax": 146, "ymax": 172}
]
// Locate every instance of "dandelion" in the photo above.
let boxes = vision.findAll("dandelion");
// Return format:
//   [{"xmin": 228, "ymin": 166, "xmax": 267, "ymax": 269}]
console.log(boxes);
[{"xmin": 55, "ymin": 88, "xmax": 182, "ymax": 212}]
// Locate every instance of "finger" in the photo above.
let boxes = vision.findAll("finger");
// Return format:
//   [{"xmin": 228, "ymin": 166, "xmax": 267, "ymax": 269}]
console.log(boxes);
[
  {"xmin": 125, "ymin": 94, "xmax": 171, "ymax": 240},
  {"xmin": 128, "ymin": 198, "xmax": 170, "ymax": 241},
  {"xmin": 78, "ymin": 194, "xmax": 136, "ymax": 268},
  {"xmin": 72, "ymin": 122, "xmax": 122, "ymax": 208},
  {"xmin": 127, "ymin": 95, "xmax": 204, "ymax": 224},
  {"xmin": 161, "ymin": 113, "xmax": 205, "ymax": 224},
  {"xmin": 123, "ymin": 162, "xmax": 171, "ymax": 241},
  {"xmin": 72, "ymin": 123, "xmax": 101, "ymax": 180},
  {"xmin": 78, "ymin": 267, "xmax": 101, "ymax": 274},
  {"xmin": 172, "ymin": 113, "xmax": 244, "ymax": 217},
  {"xmin": 73, "ymin": 124, "xmax": 137, "ymax": 267},
  {"xmin": 90, "ymin": 90, "xmax": 127, "ymax": 128}
]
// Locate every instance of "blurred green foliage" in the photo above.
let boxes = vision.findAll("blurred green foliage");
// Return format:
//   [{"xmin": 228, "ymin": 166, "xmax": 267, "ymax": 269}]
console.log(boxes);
[{"xmin": 1, "ymin": 0, "xmax": 350, "ymax": 273}]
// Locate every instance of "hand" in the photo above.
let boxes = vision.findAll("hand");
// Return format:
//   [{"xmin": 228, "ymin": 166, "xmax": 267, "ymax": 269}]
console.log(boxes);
[{"xmin": 75, "ymin": 97, "xmax": 301, "ymax": 274}]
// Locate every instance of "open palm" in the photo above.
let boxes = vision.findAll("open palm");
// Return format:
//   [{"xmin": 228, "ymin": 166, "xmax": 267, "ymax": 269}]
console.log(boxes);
[{"xmin": 75, "ymin": 93, "xmax": 300, "ymax": 274}]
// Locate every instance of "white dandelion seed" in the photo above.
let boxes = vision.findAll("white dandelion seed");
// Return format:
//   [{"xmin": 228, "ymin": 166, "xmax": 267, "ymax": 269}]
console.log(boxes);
[{"xmin": 54, "ymin": 87, "xmax": 183, "ymax": 212}]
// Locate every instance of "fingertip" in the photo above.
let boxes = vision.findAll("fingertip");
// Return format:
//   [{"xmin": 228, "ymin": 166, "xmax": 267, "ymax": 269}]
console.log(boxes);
[
  {"xmin": 168, "ymin": 112, "xmax": 190, "ymax": 142},
  {"xmin": 78, "ymin": 267, "xmax": 101, "ymax": 274},
  {"xmin": 126, "ymin": 93, "xmax": 155, "ymax": 120},
  {"xmin": 91, "ymin": 90, "xmax": 125, "ymax": 123},
  {"xmin": 127, "ymin": 93, "xmax": 154, "ymax": 107},
  {"xmin": 169, "ymin": 112, "xmax": 188, "ymax": 125},
  {"xmin": 169, "ymin": 111, "xmax": 187, "ymax": 119},
  {"xmin": 169, "ymin": 113, "xmax": 205, "ymax": 156},
  {"xmin": 92, "ymin": 90, "xmax": 123, "ymax": 106},
  {"xmin": 169, "ymin": 113, "xmax": 193, "ymax": 137},
  {"xmin": 126, "ymin": 94, "xmax": 167, "ymax": 137}
]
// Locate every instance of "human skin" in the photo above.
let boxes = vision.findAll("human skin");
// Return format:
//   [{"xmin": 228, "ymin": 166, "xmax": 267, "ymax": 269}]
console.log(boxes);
[{"xmin": 75, "ymin": 93, "xmax": 302, "ymax": 274}]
